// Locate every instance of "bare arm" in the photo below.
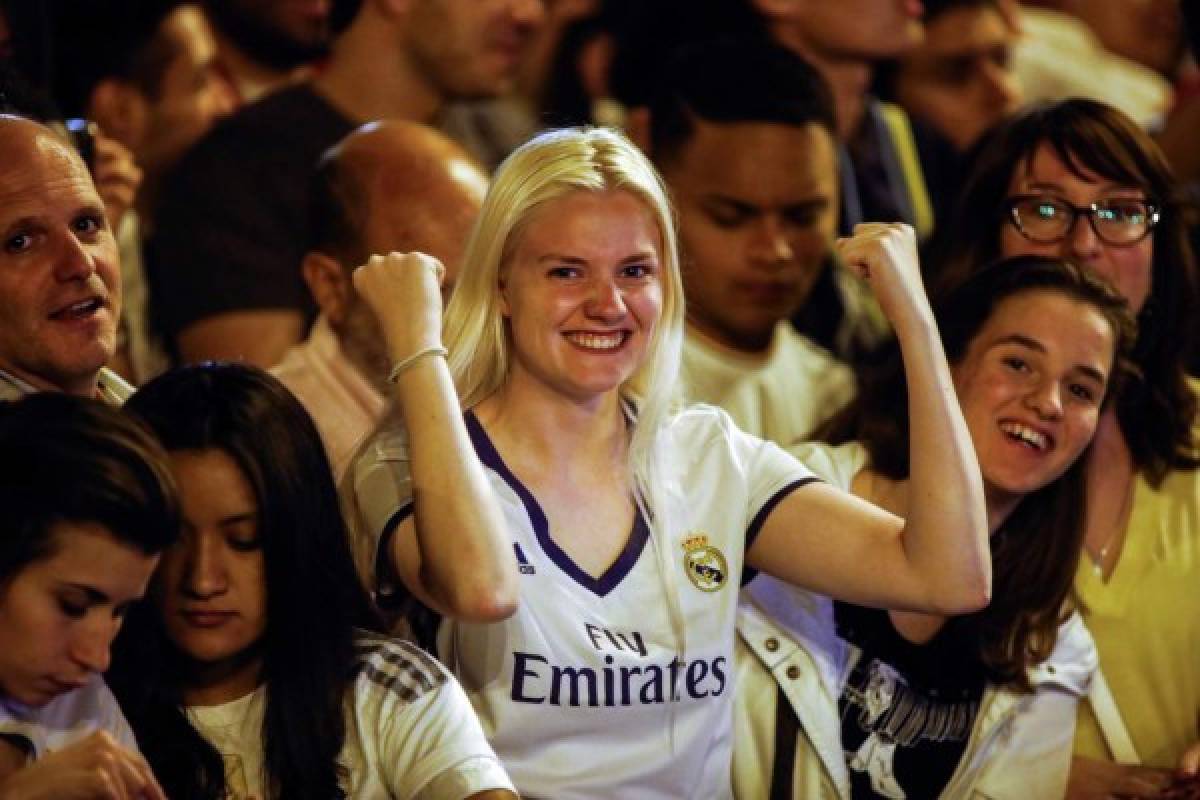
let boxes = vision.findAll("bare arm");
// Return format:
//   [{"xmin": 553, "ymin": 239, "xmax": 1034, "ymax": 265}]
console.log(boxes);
[
  {"xmin": 354, "ymin": 253, "xmax": 517, "ymax": 622},
  {"xmin": 747, "ymin": 223, "xmax": 990, "ymax": 614},
  {"xmin": 175, "ymin": 309, "xmax": 305, "ymax": 369}
]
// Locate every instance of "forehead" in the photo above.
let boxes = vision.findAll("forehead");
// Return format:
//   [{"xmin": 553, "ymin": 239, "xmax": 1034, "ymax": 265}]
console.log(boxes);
[
  {"xmin": 513, "ymin": 189, "xmax": 663, "ymax": 258},
  {"xmin": 160, "ymin": 5, "xmax": 219, "ymax": 68},
  {"xmin": 1012, "ymin": 142, "xmax": 1142, "ymax": 193},
  {"xmin": 0, "ymin": 129, "xmax": 99, "ymax": 217},
  {"xmin": 920, "ymin": 4, "xmax": 1010, "ymax": 55},
  {"xmin": 668, "ymin": 121, "xmax": 837, "ymax": 198},
  {"xmin": 975, "ymin": 289, "xmax": 1116, "ymax": 366},
  {"xmin": 17, "ymin": 521, "xmax": 155, "ymax": 598}
]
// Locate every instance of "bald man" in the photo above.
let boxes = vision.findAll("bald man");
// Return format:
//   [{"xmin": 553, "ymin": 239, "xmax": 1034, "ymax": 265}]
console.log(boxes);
[
  {"xmin": 271, "ymin": 120, "xmax": 488, "ymax": 479},
  {"xmin": 0, "ymin": 115, "xmax": 131, "ymax": 403}
]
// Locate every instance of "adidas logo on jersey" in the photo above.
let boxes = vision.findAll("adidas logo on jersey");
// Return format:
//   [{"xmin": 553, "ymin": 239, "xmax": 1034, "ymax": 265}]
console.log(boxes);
[{"xmin": 514, "ymin": 542, "xmax": 536, "ymax": 575}]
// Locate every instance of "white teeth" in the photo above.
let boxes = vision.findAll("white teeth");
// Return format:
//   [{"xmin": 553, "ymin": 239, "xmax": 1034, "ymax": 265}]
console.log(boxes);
[
  {"xmin": 566, "ymin": 332, "xmax": 625, "ymax": 351},
  {"xmin": 999, "ymin": 421, "xmax": 1048, "ymax": 450},
  {"xmin": 53, "ymin": 299, "xmax": 101, "ymax": 319}
]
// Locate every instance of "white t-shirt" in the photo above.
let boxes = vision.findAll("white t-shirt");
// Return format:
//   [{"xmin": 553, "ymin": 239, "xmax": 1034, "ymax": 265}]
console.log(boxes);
[
  {"xmin": 345, "ymin": 405, "xmax": 818, "ymax": 799},
  {"xmin": 0, "ymin": 674, "xmax": 137, "ymax": 760},
  {"xmin": 187, "ymin": 633, "xmax": 513, "ymax": 799},
  {"xmin": 681, "ymin": 322, "xmax": 855, "ymax": 447}
]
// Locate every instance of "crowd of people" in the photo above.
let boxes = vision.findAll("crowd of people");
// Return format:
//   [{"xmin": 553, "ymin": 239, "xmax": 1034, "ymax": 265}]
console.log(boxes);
[{"xmin": 0, "ymin": 1, "xmax": 1198, "ymax": 798}]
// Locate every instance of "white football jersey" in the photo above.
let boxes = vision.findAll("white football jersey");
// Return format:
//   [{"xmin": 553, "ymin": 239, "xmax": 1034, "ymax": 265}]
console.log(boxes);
[{"xmin": 347, "ymin": 405, "xmax": 816, "ymax": 799}]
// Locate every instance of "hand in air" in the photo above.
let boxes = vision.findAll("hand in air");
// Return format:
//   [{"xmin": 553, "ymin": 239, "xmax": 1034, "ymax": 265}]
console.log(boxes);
[
  {"xmin": 834, "ymin": 222, "xmax": 931, "ymax": 332},
  {"xmin": 0, "ymin": 731, "xmax": 166, "ymax": 800},
  {"xmin": 91, "ymin": 132, "xmax": 142, "ymax": 232},
  {"xmin": 352, "ymin": 251, "xmax": 447, "ymax": 363}
]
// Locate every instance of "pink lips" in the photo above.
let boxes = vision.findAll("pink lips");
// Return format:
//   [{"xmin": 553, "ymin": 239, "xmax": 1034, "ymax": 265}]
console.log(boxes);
[{"xmin": 182, "ymin": 610, "xmax": 236, "ymax": 628}]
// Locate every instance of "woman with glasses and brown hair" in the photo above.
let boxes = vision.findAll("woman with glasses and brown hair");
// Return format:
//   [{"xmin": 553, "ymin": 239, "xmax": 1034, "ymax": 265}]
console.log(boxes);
[{"xmin": 933, "ymin": 97, "xmax": 1200, "ymax": 799}]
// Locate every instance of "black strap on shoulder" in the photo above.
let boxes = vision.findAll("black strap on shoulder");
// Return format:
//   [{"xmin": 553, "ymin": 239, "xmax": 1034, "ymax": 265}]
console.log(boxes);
[{"xmin": 769, "ymin": 684, "xmax": 800, "ymax": 799}]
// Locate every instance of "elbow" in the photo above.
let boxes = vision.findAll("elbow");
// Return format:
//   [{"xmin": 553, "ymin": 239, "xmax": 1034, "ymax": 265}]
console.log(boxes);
[
  {"xmin": 442, "ymin": 577, "xmax": 519, "ymax": 623},
  {"xmin": 934, "ymin": 571, "xmax": 992, "ymax": 615}
]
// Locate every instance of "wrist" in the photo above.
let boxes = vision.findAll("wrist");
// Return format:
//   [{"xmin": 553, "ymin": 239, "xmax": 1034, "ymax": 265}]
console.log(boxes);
[{"xmin": 387, "ymin": 345, "xmax": 448, "ymax": 383}]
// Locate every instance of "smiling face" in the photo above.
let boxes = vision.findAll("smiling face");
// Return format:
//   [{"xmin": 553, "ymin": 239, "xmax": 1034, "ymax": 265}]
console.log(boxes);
[
  {"xmin": 952, "ymin": 289, "xmax": 1116, "ymax": 509},
  {"xmin": 663, "ymin": 120, "xmax": 838, "ymax": 353},
  {"xmin": 0, "ymin": 522, "xmax": 157, "ymax": 708},
  {"xmin": 1000, "ymin": 143, "xmax": 1155, "ymax": 312},
  {"xmin": 499, "ymin": 189, "xmax": 663, "ymax": 407},
  {"xmin": 0, "ymin": 123, "xmax": 120, "ymax": 396},
  {"xmin": 156, "ymin": 448, "xmax": 267, "ymax": 704}
]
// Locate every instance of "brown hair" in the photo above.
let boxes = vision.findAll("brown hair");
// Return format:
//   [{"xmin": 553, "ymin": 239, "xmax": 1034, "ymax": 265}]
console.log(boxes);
[
  {"xmin": 930, "ymin": 97, "xmax": 1199, "ymax": 484},
  {"xmin": 822, "ymin": 255, "xmax": 1137, "ymax": 689}
]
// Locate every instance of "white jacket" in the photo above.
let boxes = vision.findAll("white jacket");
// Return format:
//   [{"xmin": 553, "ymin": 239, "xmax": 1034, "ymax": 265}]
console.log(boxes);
[{"xmin": 732, "ymin": 442, "xmax": 1098, "ymax": 799}]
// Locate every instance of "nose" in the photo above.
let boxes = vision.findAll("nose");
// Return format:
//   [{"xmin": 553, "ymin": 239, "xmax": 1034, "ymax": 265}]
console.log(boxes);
[
  {"xmin": 512, "ymin": 0, "xmax": 546, "ymax": 28},
  {"xmin": 1065, "ymin": 210, "xmax": 1103, "ymax": 261},
  {"xmin": 53, "ymin": 229, "xmax": 98, "ymax": 283},
  {"xmin": 1025, "ymin": 378, "xmax": 1063, "ymax": 420},
  {"xmin": 748, "ymin": 216, "xmax": 794, "ymax": 267},
  {"xmin": 980, "ymin": 60, "xmax": 1020, "ymax": 112},
  {"xmin": 183, "ymin": 533, "xmax": 227, "ymax": 599},
  {"xmin": 70, "ymin": 617, "xmax": 115, "ymax": 673},
  {"xmin": 585, "ymin": 276, "xmax": 627, "ymax": 321}
]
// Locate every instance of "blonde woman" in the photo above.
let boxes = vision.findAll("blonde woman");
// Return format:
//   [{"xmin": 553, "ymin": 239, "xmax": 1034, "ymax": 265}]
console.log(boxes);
[{"xmin": 344, "ymin": 127, "xmax": 990, "ymax": 798}]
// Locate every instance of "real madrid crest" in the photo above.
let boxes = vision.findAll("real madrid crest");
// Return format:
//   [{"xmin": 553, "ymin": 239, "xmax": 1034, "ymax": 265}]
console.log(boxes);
[{"xmin": 682, "ymin": 533, "xmax": 728, "ymax": 592}]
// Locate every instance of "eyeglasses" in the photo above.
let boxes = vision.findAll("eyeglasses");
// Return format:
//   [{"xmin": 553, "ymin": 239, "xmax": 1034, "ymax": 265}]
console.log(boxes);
[{"xmin": 1006, "ymin": 194, "xmax": 1160, "ymax": 247}]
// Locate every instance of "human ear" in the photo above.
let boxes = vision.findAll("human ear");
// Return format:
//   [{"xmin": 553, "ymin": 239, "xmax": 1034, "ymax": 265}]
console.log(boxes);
[{"xmin": 302, "ymin": 252, "xmax": 353, "ymax": 325}]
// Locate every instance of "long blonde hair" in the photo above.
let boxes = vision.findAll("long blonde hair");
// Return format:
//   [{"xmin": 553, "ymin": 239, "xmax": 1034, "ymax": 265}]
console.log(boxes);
[{"xmin": 443, "ymin": 126, "xmax": 685, "ymax": 500}]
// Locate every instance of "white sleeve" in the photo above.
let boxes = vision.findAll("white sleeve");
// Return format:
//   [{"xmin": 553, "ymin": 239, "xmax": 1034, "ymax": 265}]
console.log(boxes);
[
  {"xmin": 340, "ymin": 423, "xmax": 414, "ymax": 588},
  {"xmin": 380, "ymin": 675, "xmax": 514, "ymax": 799}
]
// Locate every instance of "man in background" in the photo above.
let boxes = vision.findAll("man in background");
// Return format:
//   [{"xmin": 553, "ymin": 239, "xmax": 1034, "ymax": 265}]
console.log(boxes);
[{"xmin": 271, "ymin": 120, "xmax": 487, "ymax": 479}]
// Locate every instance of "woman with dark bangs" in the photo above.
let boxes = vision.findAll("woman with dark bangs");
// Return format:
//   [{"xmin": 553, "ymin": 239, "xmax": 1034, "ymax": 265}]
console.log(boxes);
[
  {"xmin": 0, "ymin": 394, "xmax": 177, "ymax": 800},
  {"xmin": 733, "ymin": 256, "xmax": 1136, "ymax": 799},
  {"xmin": 932, "ymin": 97, "xmax": 1200, "ymax": 797},
  {"xmin": 109, "ymin": 364, "xmax": 514, "ymax": 800}
]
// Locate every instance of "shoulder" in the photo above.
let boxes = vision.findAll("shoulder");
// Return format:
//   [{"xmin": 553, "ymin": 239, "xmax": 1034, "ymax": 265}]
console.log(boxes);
[
  {"xmin": 351, "ymin": 632, "xmax": 451, "ymax": 705},
  {"xmin": 0, "ymin": 676, "xmax": 134, "ymax": 758},
  {"xmin": 787, "ymin": 440, "xmax": 869, "ymax": 492},
  {"xmin": 1026, "ymin": 611, "xmax": 1097, "ymax": 695},
  {"xmin": 166, "ymin": 85, "xmax": 348, "ymax": 185}
]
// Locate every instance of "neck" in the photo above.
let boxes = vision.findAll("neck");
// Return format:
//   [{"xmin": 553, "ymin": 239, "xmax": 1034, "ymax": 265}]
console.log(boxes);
[
  {"xmin": 686, "ymin": 317, "xmax": 774, "ymax": 357},
  {"xmin": 181, "ymin": 646, "xmax": 264, "ymax": 707},
  {"xmin": 475, "ymin": 375, "xmax": 627, "ymax": 472},
  {"xmin": 0, "ymin": 363, "xmax": 99, "ymax": 398},
  {"xmin": 214, "ymin": 31, "xmax": 303, "ymax": 103},
  {"xmin": 313, "ymin": 15, "xmax": 443, "ymax": 125}
]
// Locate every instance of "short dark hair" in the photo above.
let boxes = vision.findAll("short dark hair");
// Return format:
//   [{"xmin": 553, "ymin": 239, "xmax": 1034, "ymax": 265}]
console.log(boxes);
[
  {"xmin": 821, "ymin": 255, "xmax": 1137, "ymax": 689},
  {"xmin": 930, "ymin": 98, "xmax": 1200, "ymax": 483},
  {"xmin": 0, "ymin": 392, "xmax": 179, "ymax": 585},
  {"xmin": 648, "ymin": 37, "xmax": 836, "ymax": 167},
  {"xmin": 47, "ymin": 0, "xmax": 184, "ymax": 118}
]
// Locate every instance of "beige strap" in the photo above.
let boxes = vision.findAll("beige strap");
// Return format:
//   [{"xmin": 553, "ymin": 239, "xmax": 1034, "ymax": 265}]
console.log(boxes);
[{"xmin": 1089, "ymin": 666, "xmax": 1141, "ymax": 765}]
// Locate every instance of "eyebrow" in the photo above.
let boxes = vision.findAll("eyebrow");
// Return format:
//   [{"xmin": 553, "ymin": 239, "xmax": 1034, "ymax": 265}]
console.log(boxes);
[
  {"xmin": 60, "ymin": 583, "xmax": 110, "ymax": 604},
  {"xmin": 1019, "ymin": 181, "xmax": 1143, "ymax": 197},
  {"xmin": 536, "ymin": 251, "xmax": 659, "ymax": 265},
  {"xmin": 991, "ymin": 333, "xmax": 1108, "ymax": 383}
]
